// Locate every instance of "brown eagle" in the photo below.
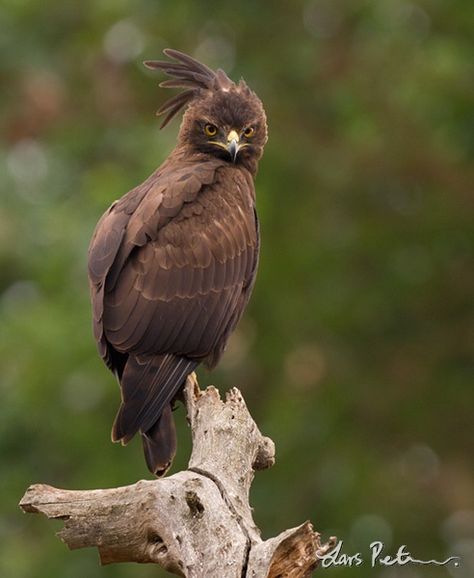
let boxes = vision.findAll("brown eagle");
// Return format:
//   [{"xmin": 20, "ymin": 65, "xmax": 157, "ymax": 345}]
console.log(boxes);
[{"xmin": 88, "ymin": 49, "xmax": 267, "ymax": 476}]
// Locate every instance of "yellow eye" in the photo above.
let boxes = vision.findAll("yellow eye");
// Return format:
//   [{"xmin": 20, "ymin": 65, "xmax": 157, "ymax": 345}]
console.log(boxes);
[
  {"xmin": 243, "ymin": 126, "xmax": 255, "ymax": 138},
  {"xmin": 204, "ymin": 124, "xmax": 217, "ymax": 137}
]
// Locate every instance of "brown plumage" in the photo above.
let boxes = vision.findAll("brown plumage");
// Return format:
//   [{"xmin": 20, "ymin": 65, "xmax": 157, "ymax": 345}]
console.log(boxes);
[{"xmin": 88, "ymin": 49, "xmax": 267, "ymax": 476}]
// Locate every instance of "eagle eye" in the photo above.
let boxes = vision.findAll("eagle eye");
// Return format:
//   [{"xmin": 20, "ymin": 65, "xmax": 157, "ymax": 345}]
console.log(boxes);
[
  {"xmin": 204, "ymin": 123, "xmax": 218, "ymax": 137},
  {"xmin": 243, "ymin": 126, "xmax": 255, "ymax": 138}
]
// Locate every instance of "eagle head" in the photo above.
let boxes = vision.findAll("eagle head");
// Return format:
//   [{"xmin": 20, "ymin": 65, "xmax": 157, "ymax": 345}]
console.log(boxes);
[{"xmin": 145, "ymin": 49, "xmax": 268, "ymax": 174}]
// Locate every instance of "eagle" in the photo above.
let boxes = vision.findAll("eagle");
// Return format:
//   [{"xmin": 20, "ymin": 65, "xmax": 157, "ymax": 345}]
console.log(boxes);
[{"xmin": 88, "ymin": 49, "xmax": 268, "ymax": 476}]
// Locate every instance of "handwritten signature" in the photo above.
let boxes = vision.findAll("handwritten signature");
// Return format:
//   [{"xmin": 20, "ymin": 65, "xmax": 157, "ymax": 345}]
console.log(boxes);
[{"xmin": 317, "ymin": 540, "xmax": 461, "ymax": 568}]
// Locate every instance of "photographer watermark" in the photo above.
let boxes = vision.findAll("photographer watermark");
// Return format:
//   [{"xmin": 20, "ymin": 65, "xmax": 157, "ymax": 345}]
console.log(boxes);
[{"xmin": 318, "ymin": 540, "xmax": 461, "ymax": 569}]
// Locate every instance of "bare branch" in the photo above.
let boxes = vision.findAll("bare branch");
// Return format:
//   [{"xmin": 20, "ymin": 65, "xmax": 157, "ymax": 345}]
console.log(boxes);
[{"xmin": 20, "ymin": 375, "xmax": 335, "ymax": 577}]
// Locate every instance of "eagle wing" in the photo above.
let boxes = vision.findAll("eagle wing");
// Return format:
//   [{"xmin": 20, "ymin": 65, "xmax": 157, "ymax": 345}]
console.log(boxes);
[{"xmin": 88, "ymin": 161, "xmax": 259, "ymax": 373}]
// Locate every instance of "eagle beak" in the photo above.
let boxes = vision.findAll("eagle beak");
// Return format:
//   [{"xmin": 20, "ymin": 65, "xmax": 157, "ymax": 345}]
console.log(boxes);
[{"xmin": 226, "ymin": 130, "xmax": 240, "ymax": 163}]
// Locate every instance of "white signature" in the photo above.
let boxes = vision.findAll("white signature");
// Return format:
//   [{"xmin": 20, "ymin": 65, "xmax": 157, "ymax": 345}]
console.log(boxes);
[{"xmin": 318, "ymin": 540, "xmax": 461, "ymax": 568}]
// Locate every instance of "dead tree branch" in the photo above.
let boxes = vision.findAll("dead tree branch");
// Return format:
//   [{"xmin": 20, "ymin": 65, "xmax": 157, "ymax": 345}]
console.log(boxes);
[{"xmin": 20, "ymin": 374, "xmax": 335, "ymax": 577}]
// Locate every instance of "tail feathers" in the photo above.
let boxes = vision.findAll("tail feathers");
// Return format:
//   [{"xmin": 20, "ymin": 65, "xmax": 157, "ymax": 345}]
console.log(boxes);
[
  {"xmin": 112, "ymin": 353, "xmax": 197, "ymax": 445},
  {"xmin": 141, "ymin": 403, "xmax": 177, "ymax": 476}
]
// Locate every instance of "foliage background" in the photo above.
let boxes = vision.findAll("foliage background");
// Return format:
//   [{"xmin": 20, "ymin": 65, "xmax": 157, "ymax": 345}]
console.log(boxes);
[{"xmin": 0, "ymin": 1, "xmax": 472, "ymax": 577}]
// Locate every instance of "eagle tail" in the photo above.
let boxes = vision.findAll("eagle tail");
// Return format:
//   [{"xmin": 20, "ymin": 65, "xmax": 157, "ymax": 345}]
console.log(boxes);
[
  {"xmin": 111, "ymin": 353, "xmax": 198, "ymax": 475},
  {"xmin": 141, "ymin": 404, "xmax": 177, "ymax": 476}
]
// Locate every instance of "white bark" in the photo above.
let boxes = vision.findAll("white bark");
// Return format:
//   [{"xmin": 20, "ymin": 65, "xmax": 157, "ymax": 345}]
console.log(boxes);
[{"xmin": 20, "ymin": 374, "xmax": 335, "ymax": 577}]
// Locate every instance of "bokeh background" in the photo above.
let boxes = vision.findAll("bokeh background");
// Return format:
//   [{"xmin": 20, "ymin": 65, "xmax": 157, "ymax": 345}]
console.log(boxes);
[{"xmin": 1, "ymin": 1, "xmax": 473, "ymax": 577}]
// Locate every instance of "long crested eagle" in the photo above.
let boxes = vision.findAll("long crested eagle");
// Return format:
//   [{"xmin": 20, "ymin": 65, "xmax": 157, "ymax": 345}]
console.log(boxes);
[{"xmin": 88, "ymin": 49, "xmax": 267, "ymax": 476}]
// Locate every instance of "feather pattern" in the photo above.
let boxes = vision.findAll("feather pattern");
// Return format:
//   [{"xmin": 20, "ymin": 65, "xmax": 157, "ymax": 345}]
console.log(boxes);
[{"xmin": 144, "ymin": 48, "xmax": 234, "ymax": 128}]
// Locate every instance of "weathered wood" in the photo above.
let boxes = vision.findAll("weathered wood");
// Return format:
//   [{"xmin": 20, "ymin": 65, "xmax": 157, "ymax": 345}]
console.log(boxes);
[
  {"xmin": 20, "ymin": 374, "xmax": 335, "ymax": 577},
  {"xmin": 247, "ymin": 522, "xmax": 337, "ymax": 578}
]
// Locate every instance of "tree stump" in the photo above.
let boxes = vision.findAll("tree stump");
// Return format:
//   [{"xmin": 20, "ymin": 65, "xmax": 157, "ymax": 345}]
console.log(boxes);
[{"xmin": 19, "ymin": 374, "xmax": 335, "ymax": 577}]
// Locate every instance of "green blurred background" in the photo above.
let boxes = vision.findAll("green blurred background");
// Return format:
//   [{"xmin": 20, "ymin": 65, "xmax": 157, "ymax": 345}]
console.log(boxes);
[{"xmin": 1, "ymin": 1, "xmax": 473, "ymax": 577}]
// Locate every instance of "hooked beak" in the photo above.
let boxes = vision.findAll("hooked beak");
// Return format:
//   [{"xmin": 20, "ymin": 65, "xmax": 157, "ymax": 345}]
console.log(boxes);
[{"xmin": 226, "ymin": 130, "xmax": 240, "ymax": 163}]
